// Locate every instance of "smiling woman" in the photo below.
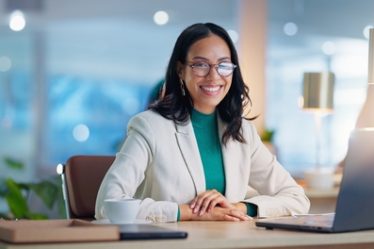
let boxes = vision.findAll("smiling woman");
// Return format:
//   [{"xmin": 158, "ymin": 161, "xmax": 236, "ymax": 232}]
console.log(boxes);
[
  {"xmin": 95, "ymin": 22, "xmax": 310, "ymax": 223},
  {"xmin": 2, "ymin": 0, "xmax": 370, "ymax": 220}
]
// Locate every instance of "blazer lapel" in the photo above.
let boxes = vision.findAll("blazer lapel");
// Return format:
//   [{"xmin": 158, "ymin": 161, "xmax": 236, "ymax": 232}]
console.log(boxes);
[
  {"xmin": 218, "ymin": 117, "xmax": 241, "ymax": 201},
  {"xmin": 175, "ymin": 120, "xmax": 206, "ymax": 195}
]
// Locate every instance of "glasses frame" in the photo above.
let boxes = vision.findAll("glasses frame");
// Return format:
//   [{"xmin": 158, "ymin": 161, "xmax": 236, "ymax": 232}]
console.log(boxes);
[{"xmin": 187, "ymin": 61, "xmax": 237, "ymax": 77}]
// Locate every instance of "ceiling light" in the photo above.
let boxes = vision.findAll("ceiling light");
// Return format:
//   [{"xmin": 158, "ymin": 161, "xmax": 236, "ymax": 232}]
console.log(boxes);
[
  {"xmin": 9, "ymin": 10, "xmax": 26, "ymax": 32},
  {"xmin": 283, "ymin": 22, "xmax": 298, "ymax": 36},
  {"xmin": 153, "ymin": 10, "xmax": 169, "ymax": 26}
]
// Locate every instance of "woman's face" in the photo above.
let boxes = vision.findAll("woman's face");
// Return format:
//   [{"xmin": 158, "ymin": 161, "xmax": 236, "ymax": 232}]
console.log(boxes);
[{"xmin": 179, "ymin": 35, "xmax": 233, "ymax": 114}]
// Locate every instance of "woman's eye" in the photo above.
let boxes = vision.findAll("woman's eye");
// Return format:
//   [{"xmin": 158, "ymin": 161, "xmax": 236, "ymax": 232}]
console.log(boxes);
[
  {"xmin": 193, "ymin": 63, "xmax": 209, "ymax": 68},
  {"xmin": 218, "ymin": 63, "xmax": 233, "ymax": 69}
]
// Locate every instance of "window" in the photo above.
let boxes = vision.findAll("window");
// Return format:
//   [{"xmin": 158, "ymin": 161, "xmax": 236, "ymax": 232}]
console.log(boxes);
[{"xmin": 267, "ymin": 0, "xmax": 370, "ymax": 175}]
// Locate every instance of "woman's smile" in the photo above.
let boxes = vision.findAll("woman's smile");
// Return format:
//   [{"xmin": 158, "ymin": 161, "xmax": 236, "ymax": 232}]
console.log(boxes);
[{"xmin": 199, "ymin": 84, "xmax": 223, "ymax": 96}]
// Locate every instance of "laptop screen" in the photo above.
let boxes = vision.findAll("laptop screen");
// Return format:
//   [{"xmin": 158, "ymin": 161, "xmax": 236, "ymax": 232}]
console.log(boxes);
[
  {"xmin": 332, "ymin": 129, "xmax": 374, "ymax": 231},
  {"xmin": 255, "ymin": 129, "xmax": 374, "ymax": 233}
]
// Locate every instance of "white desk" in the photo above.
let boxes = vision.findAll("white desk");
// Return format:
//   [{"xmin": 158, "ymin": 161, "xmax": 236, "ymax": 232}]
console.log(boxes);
[{"xmin": 1, "ymin": 221, "xmax": 374, "ymax": 249}]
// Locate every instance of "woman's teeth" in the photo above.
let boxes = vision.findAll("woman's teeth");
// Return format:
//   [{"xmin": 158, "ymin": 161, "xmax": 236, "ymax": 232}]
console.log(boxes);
[{"xmin": 201, "ymin": 86, "xmax": 221, "ymax": 92}]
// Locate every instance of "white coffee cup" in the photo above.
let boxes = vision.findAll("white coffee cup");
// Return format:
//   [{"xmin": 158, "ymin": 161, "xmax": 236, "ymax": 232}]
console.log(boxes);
[
  {"xmin": 104, "ymin": 198, "xmax": 141, "ymax": 224},
  {"xmin": 304, "ymin": 167, "xmax": 335, "ymax": 190}
]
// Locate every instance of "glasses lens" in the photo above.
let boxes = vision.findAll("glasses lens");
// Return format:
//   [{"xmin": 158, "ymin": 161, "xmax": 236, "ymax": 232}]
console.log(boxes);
[
  {"xmin": 191, "ymin": 63, "xmax": 210, "ymax": 76},
  {"xmin": 217, "ymin": 62, "xmax": 236, "ymax": 76},
  {"xmin": 190, "ymin": 62, "xmax": 236, "ymax": 77}
]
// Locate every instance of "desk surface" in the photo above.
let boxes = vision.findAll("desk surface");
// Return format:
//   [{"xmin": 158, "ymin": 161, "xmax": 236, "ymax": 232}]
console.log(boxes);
[{"xmin": 1, "ymin": 221, "xmax": 374, "ymax": 249}]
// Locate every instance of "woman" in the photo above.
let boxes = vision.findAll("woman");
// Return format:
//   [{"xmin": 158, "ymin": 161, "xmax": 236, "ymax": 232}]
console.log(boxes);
[{"xmin": 95, "ymin": 23, "xmax": 310, "ymax": 222}]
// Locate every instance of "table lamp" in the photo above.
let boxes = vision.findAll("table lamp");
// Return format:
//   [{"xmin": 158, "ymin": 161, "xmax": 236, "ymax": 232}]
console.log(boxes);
[
  {"xmin": 301, "ymin": 71, "xmax": 335, "ymax": 189},
  {"xmin": 302, "ymin": 72, "xmax": 335, "ymax": 166}
]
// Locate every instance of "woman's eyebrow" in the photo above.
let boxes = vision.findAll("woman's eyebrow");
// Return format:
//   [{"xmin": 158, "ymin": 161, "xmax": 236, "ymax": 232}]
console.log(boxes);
[
  {"xmin": 191, "ymin": 56, "xmax": 231, "ymax": 61},
  {"xmin": 191, "ymin": 56, "xmax": 208, "ymax": 61}
]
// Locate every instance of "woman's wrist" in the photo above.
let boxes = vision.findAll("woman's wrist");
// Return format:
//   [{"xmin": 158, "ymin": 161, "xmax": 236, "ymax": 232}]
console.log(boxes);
[
  {"xmin": 179, "ymin": 204, "xmax": 193, "ymax": 221},
  {"xmin": 233, "ymin": 202, "xmax": 247, "ymax": 213}
]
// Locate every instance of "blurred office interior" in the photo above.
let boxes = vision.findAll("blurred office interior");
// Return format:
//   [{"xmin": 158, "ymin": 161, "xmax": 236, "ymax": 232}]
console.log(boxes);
[{"xmin": 0, "ymin": 0, "xmax": 372, "ymax": 202}]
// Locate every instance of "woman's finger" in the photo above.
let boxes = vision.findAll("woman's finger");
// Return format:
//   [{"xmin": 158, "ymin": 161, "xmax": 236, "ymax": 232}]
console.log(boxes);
[
  {"xmin": 207, "ymin": 195, "xmax": 228, "ymax": 212},
  {"xmin": 198, "ymin": 191, "xmax": 222, "ymax": 215},
  {"xmin": 190, "ymin": 190, "xmax": 220, "ymax": 214},
  {"xmin": 224, "ymin": 213, "xmax": 250, "ymax": 221},
  {"xmin": 190, "ymin": 190, "xmax": 215, "ymax": 209},
  {"xmin": 196, "ymin": 206, "xmax": 251, "ymax": 221},
  {"xmin": 228, "ymin": 209, "xmax": 251, "ymax": 221},
  {"xmin": 194, "ymin": 191, "xmax": 219, "ymax": 214},
  {"xmin": 208, "ymin": 195, "xmax": 234, "ymax": 212}
]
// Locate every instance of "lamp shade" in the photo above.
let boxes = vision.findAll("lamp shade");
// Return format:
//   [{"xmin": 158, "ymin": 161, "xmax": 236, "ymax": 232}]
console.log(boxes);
[{"xmin": 302, "ymin": 72, "xmax": 335, "ymax": 113}]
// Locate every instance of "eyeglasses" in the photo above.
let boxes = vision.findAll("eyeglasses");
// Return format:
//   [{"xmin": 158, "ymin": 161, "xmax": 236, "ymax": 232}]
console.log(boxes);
[{"xmin": 188, "ymin": 61, "xmax": 237, "ymax": 77}]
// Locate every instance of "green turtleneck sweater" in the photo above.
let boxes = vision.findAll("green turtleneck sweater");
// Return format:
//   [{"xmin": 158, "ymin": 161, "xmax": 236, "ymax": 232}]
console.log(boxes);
[
  {"xmin": 176, "ymin": 109, "xmax": 257, "ymax": 220},
  {"xmin": 191, "ymin": 109, "xmax": 226, "ymax": 194}
]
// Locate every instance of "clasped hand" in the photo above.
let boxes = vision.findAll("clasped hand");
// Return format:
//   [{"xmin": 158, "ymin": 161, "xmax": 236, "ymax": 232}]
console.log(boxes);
[{"xmin": 180, "ymin": 189, "xmax": 250, "ymax": 221}]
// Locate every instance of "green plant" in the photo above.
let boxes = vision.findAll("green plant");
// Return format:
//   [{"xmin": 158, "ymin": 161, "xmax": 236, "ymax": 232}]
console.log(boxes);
[
  {"xmin": 260, "ymin": 129, "xmax": 275, "ymax": 142},
  {"xmin": 0, "ymin": 157, "xmax": 65, "ymax": 220}
]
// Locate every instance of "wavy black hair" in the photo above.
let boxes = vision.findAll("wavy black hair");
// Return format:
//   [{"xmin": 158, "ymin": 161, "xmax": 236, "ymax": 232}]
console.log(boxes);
[{"xmin": 150, "ymin": 22, "xmax": 256, "ymax": 145}]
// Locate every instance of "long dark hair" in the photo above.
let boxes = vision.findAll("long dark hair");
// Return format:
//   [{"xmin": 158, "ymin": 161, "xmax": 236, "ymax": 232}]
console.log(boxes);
[{"xmin": 150, "ymin": 22, "xmax": 256, "ymax": 145}]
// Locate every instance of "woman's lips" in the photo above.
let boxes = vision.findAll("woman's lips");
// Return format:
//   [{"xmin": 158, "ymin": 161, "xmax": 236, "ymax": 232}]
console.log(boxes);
[{"xmin": 200, "ymin": 85, "xmax": 222, "ymax": 96}]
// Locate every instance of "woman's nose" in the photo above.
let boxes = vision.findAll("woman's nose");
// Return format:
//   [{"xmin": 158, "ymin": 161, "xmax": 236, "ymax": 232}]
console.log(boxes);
[{"xmin": 206, "ymin": 66, "xmax": 221, "ymax": 80}]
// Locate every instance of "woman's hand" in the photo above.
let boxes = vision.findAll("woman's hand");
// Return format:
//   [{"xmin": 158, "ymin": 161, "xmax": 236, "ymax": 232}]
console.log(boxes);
[
  {"xmin": 198, "ymin": 206, "xmax": 250, "ymax": 221},
  {"xmin": 179, "ymin": 204, "xmax": 250, "ymax": 221},
  {"xmin": 189, "ymin": 189, "xmax": 234, "ymax": 216}
]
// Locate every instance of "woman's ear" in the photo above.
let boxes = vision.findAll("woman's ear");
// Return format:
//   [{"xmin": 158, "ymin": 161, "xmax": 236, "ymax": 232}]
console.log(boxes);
[{"xmin": 176, "ymin": 61, "xmax": 184, "ymax": 78}]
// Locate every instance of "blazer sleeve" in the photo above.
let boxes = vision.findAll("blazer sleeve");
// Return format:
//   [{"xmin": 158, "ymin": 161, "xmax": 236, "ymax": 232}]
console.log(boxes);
[
  {"xmin": 244, "ymin": 123, "xmax": 310, "ymax": 217},
  {"xmin": 95, "ymin": 113, "xmax": 178, "ymax": 222}
]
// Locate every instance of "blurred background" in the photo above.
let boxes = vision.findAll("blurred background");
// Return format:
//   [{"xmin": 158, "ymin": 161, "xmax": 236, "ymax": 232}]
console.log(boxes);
[{"xmin": 0, "ymin": 0, "xmax": 372, "ymax": 217}]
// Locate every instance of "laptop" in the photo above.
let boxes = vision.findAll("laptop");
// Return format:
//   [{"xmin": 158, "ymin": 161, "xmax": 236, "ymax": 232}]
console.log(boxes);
[
  {"xmin": 119, "ymin": 224, "xmax": 188, "ymax": 240},
  {"xmin": 256, "ymin": 129, "xmax": 374, "ymax": 233}
]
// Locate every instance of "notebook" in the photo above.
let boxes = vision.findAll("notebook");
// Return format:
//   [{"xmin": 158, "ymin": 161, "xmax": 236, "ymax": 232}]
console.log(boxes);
[
  {"xmin": 256, "ymin": 129, "xmax": 374, "ymax": 233},
  {"xmin": 119, "ymin": 224, "xmax": 188, "ymax": 240}
]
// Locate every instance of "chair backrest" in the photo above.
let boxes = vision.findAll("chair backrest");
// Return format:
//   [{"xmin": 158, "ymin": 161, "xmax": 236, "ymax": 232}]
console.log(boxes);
[{"xmin": 61, "ymin": 155, "xmax": 115, "ymax": 219}]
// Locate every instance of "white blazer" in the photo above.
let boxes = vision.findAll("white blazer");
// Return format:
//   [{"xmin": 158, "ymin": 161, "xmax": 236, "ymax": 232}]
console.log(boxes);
[{"xmin": 95, "ymin": 110, "xmax": 310, "ymax": 222}]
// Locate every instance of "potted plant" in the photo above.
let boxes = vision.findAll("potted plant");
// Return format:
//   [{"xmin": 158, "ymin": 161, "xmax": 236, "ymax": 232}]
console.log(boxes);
[
  {"xmin": 260, "ymin": 129, "xmax": 277, "ymax": 156},
  {"xmin": 0, "ymin": 157, "xmax": 65, "ymax": 219}
]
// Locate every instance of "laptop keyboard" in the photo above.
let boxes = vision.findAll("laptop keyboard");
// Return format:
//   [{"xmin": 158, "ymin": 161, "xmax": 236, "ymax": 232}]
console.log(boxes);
[{"xmin": 284, "ymin": 213, "xmax": 335, "ymax": 227}]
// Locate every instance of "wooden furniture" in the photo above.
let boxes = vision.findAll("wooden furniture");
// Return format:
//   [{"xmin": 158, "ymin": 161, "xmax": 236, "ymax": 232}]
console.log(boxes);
[
  {"xmin": 59, "ymin": 155, "xmax": 115, "ymax": 219},
  {"xmin": 305, "ymin": 187, "xmax": 339, "ymax": 213},
  {"xmin": 297, "ymin": 175, "xmax": 341, "ymax": 214},
  {"xmin": 0, "ymin": 219, "xmax": 118, "ymax": 243},
  {"xmin": 1, "ymin": 221, "xmax": 374, "ymax": 249}
]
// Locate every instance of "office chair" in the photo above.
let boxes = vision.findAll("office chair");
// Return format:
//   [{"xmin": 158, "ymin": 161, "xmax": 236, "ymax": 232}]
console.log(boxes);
[{"xmin": 57, "ymin": 155, "xmax": 115, "ymax": 220}]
